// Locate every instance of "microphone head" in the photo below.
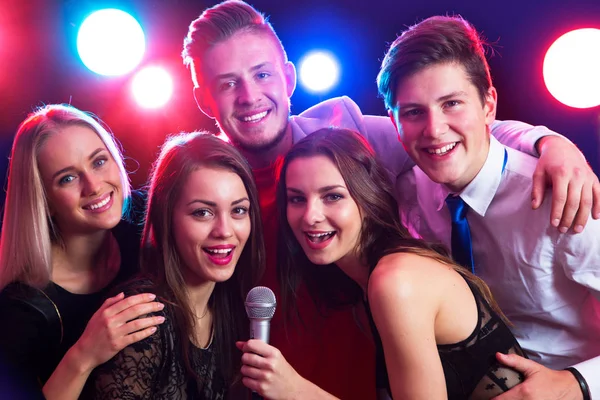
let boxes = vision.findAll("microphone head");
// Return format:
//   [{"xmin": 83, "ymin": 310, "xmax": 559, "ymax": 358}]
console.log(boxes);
[{"xmin": 245, "ymin": 286, "xmax": 276, "ymax": 320}]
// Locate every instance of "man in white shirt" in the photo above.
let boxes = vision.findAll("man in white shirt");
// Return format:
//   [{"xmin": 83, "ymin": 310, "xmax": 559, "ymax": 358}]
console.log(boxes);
[{"xmin": 378, "ymin": 15, "xmax": 599, "ymax": 399}]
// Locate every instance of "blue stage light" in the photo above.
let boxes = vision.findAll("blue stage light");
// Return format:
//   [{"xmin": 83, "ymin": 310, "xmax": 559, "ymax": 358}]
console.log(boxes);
[
  {"xmin": 298, "ymin": 51, "xmax": 340, "ymax": 94},
  {"xmin": 77, "ymin": 9, "xmax": 145, "ymax": 76}
]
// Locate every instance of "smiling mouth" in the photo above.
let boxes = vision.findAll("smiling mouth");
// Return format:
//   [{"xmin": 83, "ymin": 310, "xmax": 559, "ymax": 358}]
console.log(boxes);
[
  {"xmin": 83, "ymin": 192, "xmax": 112, "ymax": 210},
  {"xmin": 238, "ymin": 110, "xmax": 269, "ymax": 123},
  {"xmin": 426, "ymin": 142, "xmax": 458, "ymax": 156},
  {"xmin": 305, "ymin": 231, "xmax": 336, "ymax": 243},
  {"xmin": 203, "ymin": 248, "xmax": 233, "ymax": 258}
]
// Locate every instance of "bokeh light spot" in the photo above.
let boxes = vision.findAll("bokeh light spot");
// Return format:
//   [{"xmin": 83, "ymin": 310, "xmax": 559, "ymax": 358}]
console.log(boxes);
[
  {"xmin": 298, "ymin": 51, "xmax": 340, "ymax": 94},
  {"xmin": 131, "ymin": 66, "xmax": 174, "ymax": 109},
  {"xmin": 77, "ymin": 9, "xmax": 145, "ymax": 76},
  {"xmin": 543, "ymin": 28, "xmax": 600, "ymax": 109}
]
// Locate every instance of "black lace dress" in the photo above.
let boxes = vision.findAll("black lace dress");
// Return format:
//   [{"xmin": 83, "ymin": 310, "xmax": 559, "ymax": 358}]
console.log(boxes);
[
  {"xmin": 367, "ymin": 280, "xmax": 527, "ymax": 399},
  {"xmin": 85, "ymin": 289, "xmax": 227, "ymax": 400}
]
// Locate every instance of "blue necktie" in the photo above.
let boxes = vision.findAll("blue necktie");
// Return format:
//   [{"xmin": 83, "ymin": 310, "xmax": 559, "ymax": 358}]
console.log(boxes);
[{"xmin": 445, "ymin": 195, "xmax": 475, "ymax": 274}]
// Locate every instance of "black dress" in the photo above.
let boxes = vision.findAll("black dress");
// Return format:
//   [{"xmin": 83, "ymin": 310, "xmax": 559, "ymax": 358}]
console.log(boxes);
[
  {"xmin": 0, "ymin": 192, "xmax": 144, "ymax": 391},
  {"xmin": 367, "ymin": 280, "xmax": 527, "ymax": 399}
]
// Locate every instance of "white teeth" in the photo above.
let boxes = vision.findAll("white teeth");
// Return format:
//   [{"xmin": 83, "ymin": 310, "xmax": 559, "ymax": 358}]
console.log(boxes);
[
  {"xmin": 427, "ymin": 142, "xmax": 457, "ymax": 155},
  {"xmin": 306, "ymin": 231, "xmax": 335, "ymax": 243},
  {"xmin": 88, "ymin": 195, "xmax": 110, "ymax": 210},
  {"xmin": 242, "ymin": 111, "xmax": 268, "ymax": 122},
  {"xmin": 307, "ymin": 232, "xmax": 333, "ymax": 238},
  {"xmin": 205, "ymin": 248, "xmax": 233, "ymax": 254}
]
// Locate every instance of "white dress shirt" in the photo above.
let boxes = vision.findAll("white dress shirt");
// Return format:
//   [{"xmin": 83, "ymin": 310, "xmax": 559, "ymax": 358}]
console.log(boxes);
[{"xmin": 396, "ymin": 135, "xmax": 600, "ymax": 397}]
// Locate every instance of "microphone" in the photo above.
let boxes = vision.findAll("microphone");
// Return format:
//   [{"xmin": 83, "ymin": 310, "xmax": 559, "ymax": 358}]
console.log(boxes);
[
  {"xmin": 244, "ymin": 286, "xmax": 276, "ymax": 343},
  {"xmin": 245, "ymin": 287, "xmax": 276, "ymax": 400}
]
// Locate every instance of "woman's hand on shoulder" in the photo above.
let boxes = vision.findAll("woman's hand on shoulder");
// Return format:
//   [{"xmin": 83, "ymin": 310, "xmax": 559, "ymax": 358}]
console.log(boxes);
[{"xmin": 70, "ymin": 292, "xmax": 165, "ymax": 373}]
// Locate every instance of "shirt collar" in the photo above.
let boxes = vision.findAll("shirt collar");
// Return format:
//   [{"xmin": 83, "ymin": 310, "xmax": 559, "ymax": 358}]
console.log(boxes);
[
  {"xmin": 430, "ymin": 136, "xmax": 506, "ymax": 216},
  {"xmin": 289, "ymin": 115, "xmax": 307, "ymax": 144},
  {"xmin": 461, "ymin": 136, "xmax": 506, "ymax": 216}
]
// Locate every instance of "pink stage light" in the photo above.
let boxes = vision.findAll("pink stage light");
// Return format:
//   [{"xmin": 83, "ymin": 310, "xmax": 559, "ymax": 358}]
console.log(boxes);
[
  {"xmin": 543, "ymin": 28, "xmax": 600, "ymax": 109},
  {"xmin": 131, "ymin": 66, "xmax": 173, "ymax": 109}
]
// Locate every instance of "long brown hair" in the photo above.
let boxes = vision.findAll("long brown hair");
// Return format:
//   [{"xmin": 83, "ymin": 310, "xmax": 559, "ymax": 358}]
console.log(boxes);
[
  {"xmin": 141, "ymin": 131, "xmax": 265, "ymax": 389},
  {"xmin": 276, "ymin": 128, "xmax": 506, "ymax": 321}
]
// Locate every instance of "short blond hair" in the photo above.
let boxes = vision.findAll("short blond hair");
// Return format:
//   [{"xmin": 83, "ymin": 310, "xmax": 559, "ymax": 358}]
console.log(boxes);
[{"xmin": 182, "ymin": 0, "xmax": 287, "ymax": 87}]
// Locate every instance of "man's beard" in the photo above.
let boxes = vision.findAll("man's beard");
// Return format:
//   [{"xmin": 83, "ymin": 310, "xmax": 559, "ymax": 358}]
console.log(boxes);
[{"xmin": 218, "ymin": 119, "xmax": 290, "ymax": 155}]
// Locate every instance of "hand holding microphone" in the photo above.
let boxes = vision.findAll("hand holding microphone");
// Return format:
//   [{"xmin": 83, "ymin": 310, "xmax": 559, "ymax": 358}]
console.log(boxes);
[{"xmin": 238, "ymin": 287, "xmax": 302, "ymax": 399}]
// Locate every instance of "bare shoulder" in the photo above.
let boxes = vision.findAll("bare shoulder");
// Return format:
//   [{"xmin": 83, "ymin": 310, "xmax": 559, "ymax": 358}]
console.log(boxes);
[
  {"xmin": 370, "ymin": 252, "xmax": 454, "ymax": 289},
  {"xmin": 369, "ymin": 253, "xmax": 462, "ymax": 309}
]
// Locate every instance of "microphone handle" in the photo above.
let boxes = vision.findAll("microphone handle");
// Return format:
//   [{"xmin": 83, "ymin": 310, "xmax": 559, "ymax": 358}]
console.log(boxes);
[
  {"xmin": 249, "ymin": 319, "xmax": 270, "ymax": 343},
  {"xmin": 249, "ymin": 319, "xmax": 270, "ymax": 399}
]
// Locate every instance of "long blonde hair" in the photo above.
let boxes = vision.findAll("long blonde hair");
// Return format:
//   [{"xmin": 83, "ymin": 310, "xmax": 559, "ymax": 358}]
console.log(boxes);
[{"xmin": 0, "ymin": 104, "xmax": 130, "ymax": 290}]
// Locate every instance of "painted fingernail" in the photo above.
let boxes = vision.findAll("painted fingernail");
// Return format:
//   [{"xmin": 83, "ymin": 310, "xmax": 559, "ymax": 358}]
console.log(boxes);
[
  {"xmin": 574, "ymin": 225, "xmax": 584, "ymax": 233},
  {"xmin": 552, "ymin": 218, "xmax": 560, "ymax": 227},
  {"xmin": 148, "ymin": 294, "xmax": 156, "ymax": 300},
  {"xmin": 150, "ymin": 327, "xmax": 157, "ymax": 333},
  {"xmin": 157, "ymin": 316, "xmax": 166, "ymax": 323},
  {"xmin": 595, "ymin": 213, "xmax": 600, "ymax": 219},
  {"xmin": 559, "ymin": 226, "xmax": 568, "ymax": 233},
  {"xmin": 157, "ymin": 303, "xmax": 165, "ymax": 309}
]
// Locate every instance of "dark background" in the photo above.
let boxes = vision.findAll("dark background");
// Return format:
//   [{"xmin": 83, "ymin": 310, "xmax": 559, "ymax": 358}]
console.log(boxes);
[{"xmin": 1, "ymin": 0, "xmax": 600, "ymax": 189}]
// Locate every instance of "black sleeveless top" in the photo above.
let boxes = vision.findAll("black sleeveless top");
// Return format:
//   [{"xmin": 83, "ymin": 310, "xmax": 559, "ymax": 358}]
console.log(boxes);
[{"xmin": 366, "ymin": 280, "xmax": 527, "ymax": 399}]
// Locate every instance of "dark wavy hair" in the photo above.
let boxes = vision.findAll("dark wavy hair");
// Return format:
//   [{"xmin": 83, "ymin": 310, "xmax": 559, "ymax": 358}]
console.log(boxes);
[
  {"xmin": 141, "ymin": 131, "xmax": 265, "ymax": 390},
  {"xmin": 276, "ymin": 128, "xmax": 505, "ymax": 322}
]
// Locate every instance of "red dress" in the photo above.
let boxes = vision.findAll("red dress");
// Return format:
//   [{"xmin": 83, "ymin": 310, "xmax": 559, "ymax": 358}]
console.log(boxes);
[{"xmin": 254, "ymin": 164, "xmax": 376, "ymax": 400}]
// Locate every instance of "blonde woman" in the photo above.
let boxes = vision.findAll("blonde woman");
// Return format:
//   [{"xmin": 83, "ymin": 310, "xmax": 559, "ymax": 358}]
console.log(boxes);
[{"xmin": 0, "ymin": 104, "xmax": 164, "ymax": 399}]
